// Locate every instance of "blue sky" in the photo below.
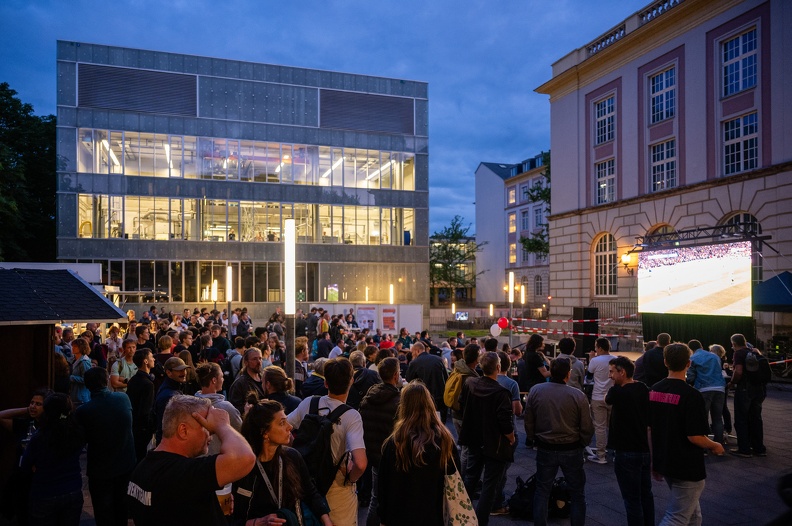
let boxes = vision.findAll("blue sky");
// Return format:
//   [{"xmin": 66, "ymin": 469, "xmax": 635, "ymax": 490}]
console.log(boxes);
[{"xmin": 0, "ymin": 0, "xmax": 647, "ymax": 233}]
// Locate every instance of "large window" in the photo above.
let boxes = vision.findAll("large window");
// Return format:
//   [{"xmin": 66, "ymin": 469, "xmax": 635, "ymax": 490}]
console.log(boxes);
[
  {"xmin": 594, "ymin": 233, "xmax": 617, "ymax": 296},
  {"xmin": 507, "ymin": 187, "xmax": 516, "ymax": 205},
  {"xmin": 533, "ymin": 206, "xmax": 545, "ymax": 230},
  {"xmin": 509, "ymin": 243, "xmax": 517, "ymax": 264},
  {"xmin": 521, "ymin": 210, "xmax": 530, "ymax": 232},
  {"xmin": 650, "ymin": 139, "xmax": 677, "ymax": 191},
  {"xmin": 76, "ymin": 194, "xmax": 415, "ymax": 246},
  {"xmin": 76, "ymin": 128, "xmax": 415, "ymax": 191},
  {"xmin": 723, "ymin": 112, "xmax": 758, "ymax": 176},
  {"xmin": 595, "ymin": 159, "xmax": 616, "ymax": 205},
  {"xmin": 723, "ymin": 28, "xmax": 757, "ymax": 97},
  {"xmin": 534, "ymin": 275, "xmax": 543, "ymax": 297},
  {"xmin": 650, "ymin": 67, "xmax": 676, "ymax": 124},
  {"xmin": 508, "ymin": 213, "xmax": 516, "ymax": 233},
  {"xmin": 595, "ymin": 96, "xmax": 615, "ymax": 145}
]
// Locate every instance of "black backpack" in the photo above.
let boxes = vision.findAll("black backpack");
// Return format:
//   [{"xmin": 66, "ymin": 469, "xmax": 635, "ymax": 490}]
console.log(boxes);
[
  {"xmin": 508, "ymin": 475, "xmax": 536, "ymax": 519},
  {"xmin": 292, "ymin": 396, "xmax": 352, "ymax": 495},
  {"xmin": 745, "ymin": 350, "xmax": 772, "ymax": 385}
]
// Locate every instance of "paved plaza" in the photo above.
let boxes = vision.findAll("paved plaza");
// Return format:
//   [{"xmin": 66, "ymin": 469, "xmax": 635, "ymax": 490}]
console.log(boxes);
[{"xmin": 3, "ymin": 386, "xmax": 790, "ymax": 526}]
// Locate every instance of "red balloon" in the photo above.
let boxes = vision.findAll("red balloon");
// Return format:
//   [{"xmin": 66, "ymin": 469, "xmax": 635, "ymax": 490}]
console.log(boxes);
[{"xmin": 497, "ymin": 317, "xmax": 509, "ymax": 329}]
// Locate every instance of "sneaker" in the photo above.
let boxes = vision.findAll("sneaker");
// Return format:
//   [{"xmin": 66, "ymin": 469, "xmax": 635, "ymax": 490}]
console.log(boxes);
[
  {"xmin": 587, "ymin": 454, "xmax": 607, "ymax": 464},
  {"xmin": 490, "ymin": 507, "xmax": 509, "ymax": 516},
  {"xmin": 585, "ymin": 446, "xmax": 596, "ymax": 457},
  {"xmin": 730, "ymin": 448, "xmax": 752, "ymax": 458}
]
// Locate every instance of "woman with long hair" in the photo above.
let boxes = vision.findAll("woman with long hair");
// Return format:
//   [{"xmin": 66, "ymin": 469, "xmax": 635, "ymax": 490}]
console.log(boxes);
[
  {"xmin": 521, "ymin": 333, "xmax": 550, "ymax": 393},
  {"xmin": 20, "ymin": 393, "xmax": 85, "ymax": 526},
  {"xmin": 233, "ymin": 400, "xmax": 332, "ymax": 526},
  {"xmin": 263, "ymin": 365, "xmax": 302, "ymax": 415},
  {"xmin": 378, "ymin": 381, "xmax": 461, "ymax": 526},
  {"xmin": 178, "ymin": 350, "xmax": 200, "ymax": 395}
]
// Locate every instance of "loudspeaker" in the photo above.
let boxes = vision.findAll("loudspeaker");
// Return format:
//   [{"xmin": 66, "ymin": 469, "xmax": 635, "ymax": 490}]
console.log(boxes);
[{"xmin": 573, "ymin": 307, "xmax": 598, "ymax": 357}]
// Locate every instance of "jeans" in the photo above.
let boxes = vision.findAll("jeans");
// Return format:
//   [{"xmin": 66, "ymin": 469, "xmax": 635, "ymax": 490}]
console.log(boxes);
[
  {"xmin": 452, "ymin": 419, "xmax": 469, "ymax": 476},
  {"xmin": 733, "ymin": 385, "xmax": 766, "ymax": 454},
  {"xmin": 88, "ymin": 472, "xmax": 131, "ymax": 526},
  {"xmin": 534, "ymin": 448, "xmax": 586, "ymax": 526},
  {"xmin": 463, "ymin": 448, "xmax": 509, "ymax": 526},
  {"xmin": 614, "ymin": 451, "xmax": 654, "ymax": 526},
  {"xmin": 660, "ymin": 477, "xmax": 705, "ymax": 526},
  {"xmin": 700, "ymin": 390, "xmax": 725, "ymax": 443},
  {"xmin": 28, "ymin": 489, "xmax": 84, "ymax": 526},
  {"xmin": 366, "ymin": 466, "xmax": 380, "ymax": 526},
  {"xmin": 590, "ymin": 400, "xmax": 611, "ymax": 459}
]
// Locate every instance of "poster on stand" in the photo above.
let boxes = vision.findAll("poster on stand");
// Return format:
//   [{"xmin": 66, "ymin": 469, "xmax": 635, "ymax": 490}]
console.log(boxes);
[
  {"xmin": 357, "ymin": 307, "xmax": 376, "ymax": 330},
  {"xmin": 382, "ymin": 307, "xmax": 396, "ymax": 331}
]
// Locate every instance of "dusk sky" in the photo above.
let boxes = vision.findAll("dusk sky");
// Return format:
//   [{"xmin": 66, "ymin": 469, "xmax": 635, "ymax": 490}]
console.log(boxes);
[{"xmin": 0, "ymin": 0, "xmax": 647, "ymax": 233}]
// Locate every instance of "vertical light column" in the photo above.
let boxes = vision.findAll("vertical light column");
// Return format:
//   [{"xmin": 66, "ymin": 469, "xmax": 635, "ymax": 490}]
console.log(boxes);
[
  {"xmin": 389, "ymin": 284, "xmax": 394, "ymax": 305},
  {"xmin": 226, "ymin": 265, "xmax": 233, "ymax": 326},
  {"xmin": 284, "ymin": 219, "xmax": 296, "ymax": 315},
  {"xmin": 508, "ymin": 272, "xmax": 514, "ymax": 347},
  {"xmin": 211, "ymin": 279, "xmax": 218, "ymax": 312}
]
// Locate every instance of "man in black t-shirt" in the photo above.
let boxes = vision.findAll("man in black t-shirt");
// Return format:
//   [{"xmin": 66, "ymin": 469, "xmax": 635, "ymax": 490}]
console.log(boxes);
[
  {"xmin": 649, "ymin": 343, "xmax": 724, "ymax": 526},
  {"xmin": 606, "ymin": 356, "xmax": 654, "ymax": 526},
  {"xmin": 127, "ymin": 395, "xmax": 254, "ymax": 526},
  {"xmin": 727, "ymin": 333, "xmax": 767, "ymax": 457},
  {"xmin": 643, "ymin": 332, "xmax": 670, "ymax": 387}
]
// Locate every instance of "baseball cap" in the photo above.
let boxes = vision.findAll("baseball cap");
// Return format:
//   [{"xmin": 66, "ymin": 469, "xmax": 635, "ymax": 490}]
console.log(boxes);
[{"xmin": 164, "ymin": 357, "xmax": 189, "ymax": 371}]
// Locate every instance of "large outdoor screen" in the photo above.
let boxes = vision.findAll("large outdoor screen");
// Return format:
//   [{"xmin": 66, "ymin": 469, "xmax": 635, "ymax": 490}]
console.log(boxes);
[{"xmin": 637, "ymin": 240, "xmax": 752, "ymax": 317}]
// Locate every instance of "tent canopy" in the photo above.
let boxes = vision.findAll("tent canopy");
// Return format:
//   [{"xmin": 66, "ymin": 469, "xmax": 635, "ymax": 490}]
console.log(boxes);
[{"xmin": 754, "ymin": 271, "xmax": 792, "ymax": 313}]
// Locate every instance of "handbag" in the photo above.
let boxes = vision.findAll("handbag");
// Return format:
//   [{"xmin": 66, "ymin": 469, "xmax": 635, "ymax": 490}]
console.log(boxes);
[{"xmin": 443, "ymin": 457, "xmax": 478, "ymax": 525}]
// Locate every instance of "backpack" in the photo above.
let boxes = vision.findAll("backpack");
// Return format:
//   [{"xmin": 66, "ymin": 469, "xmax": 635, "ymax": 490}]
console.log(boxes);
[
  {"xmin": 745, "ymin": 350, "xmax": 772, "ymax": 385},
  {"xmin": 310, "ymin": 339, "xmax": 319, "ymax": 361},
  {"xmin": 508, "ymin": 475, "xmax": 536, "ymax": 519},
  {"xmin": 549, "ymin": 477, "xmax": 572, "ymax": 518},
  {"xmin": 220, "ymin": 352, "xmax": 241, "ymax": 382},
  {"xmin": 292, "ymin": 396, "xmax": 353, "ymax": 495},
  {"xmin": 443, "ymin": 369, "xmax": 469, "ymax": 411}
]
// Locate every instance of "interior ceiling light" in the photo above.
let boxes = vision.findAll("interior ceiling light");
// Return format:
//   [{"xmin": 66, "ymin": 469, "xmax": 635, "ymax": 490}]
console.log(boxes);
[
  {"xmin": 366, "ymin": 160, "xmax": 395, "ymax": 181},
  {"xmin": 101, "ymin": 140, "xmax": 120, "ymax": 166},
  {"xmin": 321, "ymin": 157, "xmax": 344, "ymax": 178}
]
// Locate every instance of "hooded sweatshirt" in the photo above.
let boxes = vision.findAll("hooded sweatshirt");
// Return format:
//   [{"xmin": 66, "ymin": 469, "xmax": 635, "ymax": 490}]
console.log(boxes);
[
  {"xmin": 194, "ymin": 392, "xmax": 242, "ymax": 455},
  {"xmin": 359, "ymin": 383, "xmax": 401, "ymax": 466},
  {"xmin": 450, "ymin": 360, "xmax": 479, "ymax": 420}
]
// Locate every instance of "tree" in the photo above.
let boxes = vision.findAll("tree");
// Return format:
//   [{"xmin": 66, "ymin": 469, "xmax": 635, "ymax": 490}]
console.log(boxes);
[
  {"xmin": 519, "ymin": 151, "xmax": 551, "ymax": 259},
  {"xmin": 0, "ymin": 83, "xmax": 57, "ymax": 261},
  {"xmin": 429, "ymin": 215, "xmax": 487, "ymax": 307}
]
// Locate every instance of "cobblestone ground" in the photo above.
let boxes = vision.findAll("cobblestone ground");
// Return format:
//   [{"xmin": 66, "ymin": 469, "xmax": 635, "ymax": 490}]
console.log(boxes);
[{"xmin": 5, "ymin": 387, "xmax": 790, "ymax": 526}]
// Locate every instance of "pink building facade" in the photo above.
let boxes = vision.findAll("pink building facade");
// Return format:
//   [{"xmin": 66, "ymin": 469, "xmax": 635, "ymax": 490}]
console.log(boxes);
[{"xmin": 537, "ymin": 0, "xmax": 792, "ymax": 343}]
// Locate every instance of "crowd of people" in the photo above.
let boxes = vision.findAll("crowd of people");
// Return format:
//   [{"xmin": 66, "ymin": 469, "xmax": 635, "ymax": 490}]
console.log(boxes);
[{"xmin": 0, "ymin": 303, "xmax": 776, "ymax": 526}]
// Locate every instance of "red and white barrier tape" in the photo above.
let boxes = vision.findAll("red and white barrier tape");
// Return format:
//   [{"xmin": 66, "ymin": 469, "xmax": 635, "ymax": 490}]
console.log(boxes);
[{"xmin": 511, "ymin": 313, "xmax": 639, "ymax": 324}]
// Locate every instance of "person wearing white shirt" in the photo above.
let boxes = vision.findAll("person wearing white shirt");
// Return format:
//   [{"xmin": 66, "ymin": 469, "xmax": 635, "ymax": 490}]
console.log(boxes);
[{"xmin": 587, "ymin": 337, "xmax": 614, "ymax": 464}]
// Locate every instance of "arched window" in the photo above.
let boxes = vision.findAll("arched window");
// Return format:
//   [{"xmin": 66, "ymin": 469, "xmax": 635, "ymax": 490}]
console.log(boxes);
[
  {"xmin": 534, "ymin": 275, "xmax": 543, "ymax": 298},
  {"xmin": 594, "ymin": 233, "xmax": 617, "ymax": 296},
  {"xmin": 722, "ymin": 213, "xmax": 762, "ymax": 283}
]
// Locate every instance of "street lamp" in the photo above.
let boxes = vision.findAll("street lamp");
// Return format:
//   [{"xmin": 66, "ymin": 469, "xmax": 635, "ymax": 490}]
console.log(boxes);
[
  {"xmin": 211, "ymin": 279, "xmax": 218, "ymax": 312},
  {"xmin": 284, "ymin": 219, "xmax": 296, "ymax": 381},
  {"xmin": 508, "ymin": 272, "xmax": 514, "ymax": 347},
  {"xmin": 226, "ymin": 265, "xmax": 233, "ymax": 329}
]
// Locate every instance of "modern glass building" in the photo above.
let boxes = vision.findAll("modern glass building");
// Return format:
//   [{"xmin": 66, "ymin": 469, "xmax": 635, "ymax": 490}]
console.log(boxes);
[{"xmin": 56, "ymin": 41, "xmax": 429, "ymax": 319}]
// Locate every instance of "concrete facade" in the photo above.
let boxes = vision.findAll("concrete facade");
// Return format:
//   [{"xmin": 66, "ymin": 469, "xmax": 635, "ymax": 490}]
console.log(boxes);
[
  {"xmin": 55, "ymin": 42, "xmax": 430, "ymax": 321},
  {"xmin": 536, "ymin": 0, "xmax": 792, "ymax": 340}
]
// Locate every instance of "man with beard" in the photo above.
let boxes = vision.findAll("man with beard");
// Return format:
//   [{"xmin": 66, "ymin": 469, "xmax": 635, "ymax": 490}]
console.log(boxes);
[{"xmin": 227, "ymin": 348, "xmax": 267, "ymax": 413}]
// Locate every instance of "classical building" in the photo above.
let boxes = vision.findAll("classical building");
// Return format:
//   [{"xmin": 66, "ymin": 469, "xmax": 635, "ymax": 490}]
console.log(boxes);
[
  {"xmin": 55, "ymin": 41, "xmax": 429, "ymax": 323},
  {"xmin": 474, "ymin": 153, "xmax": 550, "ymax": 315},
  {"xmin": 536, "ymin": 0, "xmax": 792, "ymax": 343}
]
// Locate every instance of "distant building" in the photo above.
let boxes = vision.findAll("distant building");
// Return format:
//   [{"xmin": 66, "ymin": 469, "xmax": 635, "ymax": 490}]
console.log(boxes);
[
  {"xmin": 475, "ymin": 153, "xmax": 550, "ymax": 313},
  {"xmin": 536, "ymin": 0, "xmax": 792, "ymax": 341},
  {"xmin": 55, "ymin": 41, "xmax": 430, "ymax": 325},
  {"xmin": 429, "ymin": 234, "xmax": 477, "ymax": 306}
]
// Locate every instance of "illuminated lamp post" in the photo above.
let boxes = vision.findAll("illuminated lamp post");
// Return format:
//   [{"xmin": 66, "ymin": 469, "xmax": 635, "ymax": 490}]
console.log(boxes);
[{"xmin": 284, "ymin": 219, "xmax": 296, "ymax": 381}]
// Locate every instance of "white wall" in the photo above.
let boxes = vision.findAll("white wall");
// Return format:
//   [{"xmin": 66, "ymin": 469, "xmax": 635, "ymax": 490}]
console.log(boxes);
[{"xmin": 475, "ymin": 164, "xmax": 507, "ymax": 303}]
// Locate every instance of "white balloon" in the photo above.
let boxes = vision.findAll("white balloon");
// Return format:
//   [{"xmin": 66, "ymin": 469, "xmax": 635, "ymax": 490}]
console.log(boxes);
[{"xmin": 490, "ymin": 324, "xmax": 502, "ymax": 337}]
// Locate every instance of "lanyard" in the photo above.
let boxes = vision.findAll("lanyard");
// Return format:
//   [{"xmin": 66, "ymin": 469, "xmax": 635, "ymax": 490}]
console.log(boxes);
[{"xmin": 256, "ymin": 457, "xmax": 282, "ymax": 508}]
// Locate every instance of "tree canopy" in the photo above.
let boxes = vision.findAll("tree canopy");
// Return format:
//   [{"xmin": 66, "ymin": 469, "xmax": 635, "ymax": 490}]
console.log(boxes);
[
  {"xmin": 519, "ymin": 151, "xmax": 550, "ymax": 259},
  {"xmin": 0, "ymin": 83, "xmax": 57, "ymax": 261},
  {"xmin": 430, "ymin": 215, "xmax": 487, "ymax": 305}
]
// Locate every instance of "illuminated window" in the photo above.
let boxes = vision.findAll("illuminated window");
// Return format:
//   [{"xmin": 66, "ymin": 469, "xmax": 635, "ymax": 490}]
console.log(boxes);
[
  {"xmin": 650, "ymin": 139, "xmax": 677, "ymax": 191},
  {"xmin": 594, "ymin": 233, "xmax": 617, "ymax": 296},
  {"xmin": 509, "ymin": 243, "xmax": 517, "ymax": 264},
  {"xmin": 508, "ymin": 213, "xmax": 516, "ymax": 233},
  {"xmin": 595, "ymin": 159, "xmax": 615, "ymax": 205},
  {"xmin": 723, "ymin": 28, "xmax": 757, "ymax": 97},
  {"xmin": 507, "ymin": 187, "xmax": 516, "ymax": 205}
]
